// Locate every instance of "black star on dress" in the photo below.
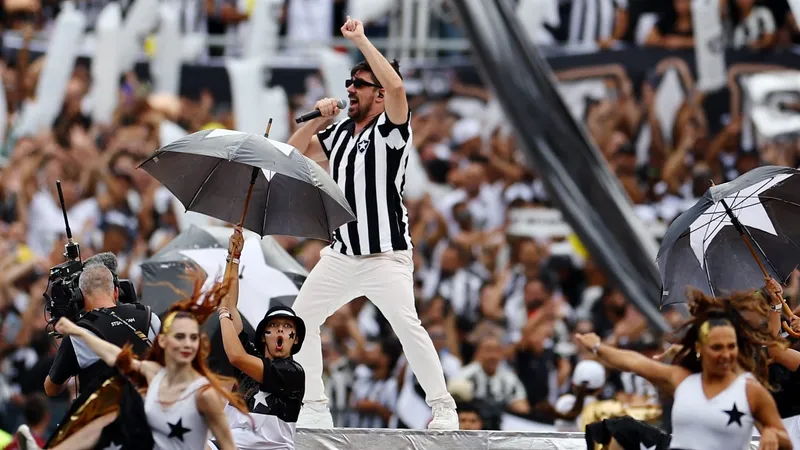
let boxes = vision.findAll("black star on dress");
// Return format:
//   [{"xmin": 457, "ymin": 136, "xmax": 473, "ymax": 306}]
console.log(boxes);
[
  {"xmin": 167, "ymin": 418, "xmax": 191, "ymax": 441},
  {"xmin": 723, "ymin": 403, "xmax": 745, "ymax": 426}
]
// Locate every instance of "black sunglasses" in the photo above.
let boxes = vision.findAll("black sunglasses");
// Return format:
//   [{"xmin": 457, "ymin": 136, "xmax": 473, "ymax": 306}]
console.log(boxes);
[{"xmin": 346, "ymin": 78, "xmax": 382, "ymax": 89}]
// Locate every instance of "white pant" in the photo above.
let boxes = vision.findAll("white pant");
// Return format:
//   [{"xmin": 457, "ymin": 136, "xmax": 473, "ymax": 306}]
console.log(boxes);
[
  {"xmin": 753, "ymin": 415, "xmax": 800, "ymax": 449},
  {"xmin": 782, "ymin": 414, "xmax": 800, "ymax": 449},
  {"xmin": 293, "ymin": 247, "xmax": 452, "ymax": 407}
]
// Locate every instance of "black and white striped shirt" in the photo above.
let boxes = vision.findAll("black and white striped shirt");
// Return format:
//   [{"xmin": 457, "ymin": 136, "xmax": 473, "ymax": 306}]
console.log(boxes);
[
  {"xmin": 620, "ymin": 371, "xmax": 658, "ymax": 400},
  {"xmin": 317, "ymin": 112, "xmax": 414, "ymax": 256},
  {"xmin": 457, "ymin": 362, "xmax": 528, "ymax": 406},
  {"xmin": 731, "ymin": 6, "xmax": 775, "ymax": 49},
  {"xmin": 566, "ymin": 0, "xmax": 627, "ymax": 45}
]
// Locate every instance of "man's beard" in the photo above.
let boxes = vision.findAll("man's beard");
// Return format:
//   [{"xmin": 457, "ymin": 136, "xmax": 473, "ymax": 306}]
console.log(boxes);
[{"xmin": 348, "ymin": 99, "xmax": 368, "ymax": 121}]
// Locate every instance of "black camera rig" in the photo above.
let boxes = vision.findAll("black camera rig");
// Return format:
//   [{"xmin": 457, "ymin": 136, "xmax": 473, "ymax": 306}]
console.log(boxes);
[{"xmin": 44, "ymin": 181, "xmax": 138, "ymax": 329}]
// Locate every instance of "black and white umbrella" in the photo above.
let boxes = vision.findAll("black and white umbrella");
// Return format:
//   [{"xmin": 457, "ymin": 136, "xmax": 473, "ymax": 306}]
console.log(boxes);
[
  {"xmin": 658, "ymin": 166, "xmax": 800, "ymax": 314},
  {"xmin": 138, "ymin": 127, "xmax": 355, "ymax": 241}
]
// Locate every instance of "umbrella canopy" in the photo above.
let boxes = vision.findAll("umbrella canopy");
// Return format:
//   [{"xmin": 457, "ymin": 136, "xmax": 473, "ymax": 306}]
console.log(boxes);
[
  {"xmin": 138, "ymin": 128, "xmax": 356, "ymax": 240},
  {"xmin": 657, "ymin": 166, "xmax": 800, "ymax": 306}
]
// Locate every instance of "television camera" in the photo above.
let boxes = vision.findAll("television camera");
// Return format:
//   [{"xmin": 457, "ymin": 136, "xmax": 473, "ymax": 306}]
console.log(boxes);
[{"xmin": 44, "ymin": 181, "xmax": 138, "ymax": 327}]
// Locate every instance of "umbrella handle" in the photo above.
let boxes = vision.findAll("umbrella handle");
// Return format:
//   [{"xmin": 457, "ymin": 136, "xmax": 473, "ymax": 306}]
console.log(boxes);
[
  {"xmin": 781, "ymin": 302, "xmax": 800, "ymax": 337},
  {"xmin": 238, "ymin": 168, "xmax": 259, "ymax": 227},
  {"xmin": 782, "ymin": 320, "xmax": 800, "ymax": 338}
]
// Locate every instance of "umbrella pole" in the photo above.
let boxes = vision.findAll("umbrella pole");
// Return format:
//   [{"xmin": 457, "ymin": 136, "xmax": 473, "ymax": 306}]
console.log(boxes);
[
  {"xmin": 719, "ymin": 196, "xmax": 800, "ymax": 337},
  {"xmin": 237, "ymin": 119, "xmax": 274, "ymax": 228}
]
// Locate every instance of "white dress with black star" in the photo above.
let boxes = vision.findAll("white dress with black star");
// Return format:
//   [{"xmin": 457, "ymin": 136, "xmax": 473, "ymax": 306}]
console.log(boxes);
[
  {"xmin": 144, "ymin": 368, "xmax": 210, "ymax": 450},
  {"xmin": 669, "ymin": 372, "xmax": 755, "ymax": 450}
]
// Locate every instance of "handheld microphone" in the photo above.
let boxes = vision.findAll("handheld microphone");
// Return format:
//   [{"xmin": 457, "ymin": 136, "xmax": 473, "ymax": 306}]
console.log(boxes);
[{"xmin": 295, "ymin": 99, "xmax": 347, "ymax": 124}]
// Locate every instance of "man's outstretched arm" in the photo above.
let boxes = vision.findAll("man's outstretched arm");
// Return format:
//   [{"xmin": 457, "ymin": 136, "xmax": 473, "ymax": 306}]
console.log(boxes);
[{"xmin": 342, "ymin": 16, "xmax": 408, "ymax": 124}]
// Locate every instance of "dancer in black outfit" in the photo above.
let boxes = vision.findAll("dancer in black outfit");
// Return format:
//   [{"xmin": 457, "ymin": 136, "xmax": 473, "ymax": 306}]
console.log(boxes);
[{"xmin": 211, "ymin": 227, "xmax": 305, "ymax": 450}]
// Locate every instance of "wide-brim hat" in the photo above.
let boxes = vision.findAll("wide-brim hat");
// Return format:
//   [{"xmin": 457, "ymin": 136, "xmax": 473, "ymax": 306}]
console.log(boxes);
[{"xmin": 255, "ymin": 305, "xmax": 306, "ymax": 355}]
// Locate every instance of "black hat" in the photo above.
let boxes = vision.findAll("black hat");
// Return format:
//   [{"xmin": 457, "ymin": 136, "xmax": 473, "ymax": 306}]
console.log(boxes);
[{"xmin": 255, "ymin": 305, "xmax": 306, "ymax": 355}]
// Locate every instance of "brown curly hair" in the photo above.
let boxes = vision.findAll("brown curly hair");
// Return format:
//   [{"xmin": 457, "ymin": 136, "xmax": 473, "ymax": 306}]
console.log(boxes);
[
  {"xmin": 117, "ymin": 275, "xmax": 250, "ymax": 417},
  {"xmin": 671, "ymin": 288, "xmax": 786, "ymax": 390}
]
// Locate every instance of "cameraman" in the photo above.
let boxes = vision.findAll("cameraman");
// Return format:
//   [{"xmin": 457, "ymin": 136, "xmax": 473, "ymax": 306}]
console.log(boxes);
[{"xmin": 44, "ymin": 263, "xmax": 160, "ymax": 397}]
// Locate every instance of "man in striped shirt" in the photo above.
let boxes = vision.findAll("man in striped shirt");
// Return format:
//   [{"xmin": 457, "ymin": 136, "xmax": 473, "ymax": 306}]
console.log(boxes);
[{"xmin": 287, "ymin": 16, "xmax": 458, "ymax": 430}]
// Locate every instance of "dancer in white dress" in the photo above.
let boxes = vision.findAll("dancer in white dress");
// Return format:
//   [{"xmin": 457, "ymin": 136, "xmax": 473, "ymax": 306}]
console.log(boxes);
[
  {"xmin": 575, "ymin": 289, "xmax": 791, "ymax": 450},
  {"xmin": 16, "ymin": 280, "xmax": 249, "ymax": 450}
]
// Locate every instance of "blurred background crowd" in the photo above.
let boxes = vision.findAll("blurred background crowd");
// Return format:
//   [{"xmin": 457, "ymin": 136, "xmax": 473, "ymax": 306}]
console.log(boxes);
[{"xmin": 0, "ymin": 0, "xmax": 800, "ymax": 445}]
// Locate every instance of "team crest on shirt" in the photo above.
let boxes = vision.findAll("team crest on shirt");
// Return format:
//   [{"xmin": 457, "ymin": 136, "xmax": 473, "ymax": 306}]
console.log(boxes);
[{"xmin": 358, "ymin": 139, "xmax": 370, "ymax": 153}]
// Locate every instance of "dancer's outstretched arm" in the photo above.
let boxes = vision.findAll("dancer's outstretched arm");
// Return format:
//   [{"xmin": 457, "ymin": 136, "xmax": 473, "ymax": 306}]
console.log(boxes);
[
  {"xmin": 574, "ymin": 333, "xmax": 688, "ymax": 392},
  {"xmin": 221, "ymin": 226, "xmax": 244, "ymax": 334},
  {"xmin": 197, "ymin": 388, "xmax": 236, "ymax": 450},
  {"xmin": 55, "ymin": 318, "xmax": 161, "ymax": 383}
]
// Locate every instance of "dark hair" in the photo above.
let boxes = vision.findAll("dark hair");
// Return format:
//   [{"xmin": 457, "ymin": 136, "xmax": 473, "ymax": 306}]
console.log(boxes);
[
  {"xmin": 672, "ymin": 289, "xmax": 785, "ymax": 389},
  {"xmin": 24, "ymin": 393, "xmax": 49, "ymax": 426},
  {"xmin": 30, "ymin": 329, "xmax": 52, "ymax": 357},
  {"xmin": 380, "ymin": 338, "xmax": 403, "ymax": 373},
  {"xmin": 456, "ymin": 401, "xmax": 481, "ymax": 416},
  {"xmin": 350, "ymin": 59, "xmax": 403, "ymax": 85}
]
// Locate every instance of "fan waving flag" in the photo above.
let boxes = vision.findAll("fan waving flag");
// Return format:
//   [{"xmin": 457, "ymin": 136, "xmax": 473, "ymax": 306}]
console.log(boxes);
[{"xmin": 658, "ymin": 166, "xmax": 800, "ymax": 306}]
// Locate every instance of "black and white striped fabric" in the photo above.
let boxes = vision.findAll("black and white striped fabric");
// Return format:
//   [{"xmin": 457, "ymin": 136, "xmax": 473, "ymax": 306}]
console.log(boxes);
[
  {"xmin": 619, "ymin": 371, "xmax": 658, "ymax": 400},
  {"xmin": 731, "ymin": 6, "xmax": 776, "ymax": 49},
  {"xmin": 324, "ymin": 362, "xmax": 353, "ymax": 427},
  {"xmin": 317, "ymin": 112, "xmax": 413, "ymax": 256},
  {"xmin": 164, "ymin": 0, "xmax": 206, "ymax": 33},
  {"xmin": 458, "ymin": 362, "xmax": 528, "ymax": 406},
  {"xmin": 345, "ymin": 366, "xmax": 399, "ymax": 428},
  {"xmin": 76, "ymin": 0, "xmax": 132, "ymax": 30},
  {"xmin": 566, "ymin": 0, "xmax": 627, "ymax": 46},
  {"xmin": 435, "ymin": 269, "xmax": 484, "ymax": 325}
]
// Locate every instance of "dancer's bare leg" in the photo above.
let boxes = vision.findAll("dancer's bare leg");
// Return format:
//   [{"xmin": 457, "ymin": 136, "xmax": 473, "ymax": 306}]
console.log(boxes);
[
  {"xmin": 607, "ymin": 438, "xmax": 624, "ymax": 450},
  {"xmin": 43, "ymin": 413, "xmax": 118, "ymax": 450}
]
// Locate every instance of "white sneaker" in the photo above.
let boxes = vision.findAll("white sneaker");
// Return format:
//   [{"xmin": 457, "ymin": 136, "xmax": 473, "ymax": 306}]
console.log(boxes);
[
  {"xmin": 16, "ymin": 425, "xmax": 41, "ymax": 450},
  {"xmin": 296, "ymin": 402, "xmax": 335, "ymax": 428},
  {"xmin": 428, "ymin": 401, "xmax": 459, "ymax": 430}
]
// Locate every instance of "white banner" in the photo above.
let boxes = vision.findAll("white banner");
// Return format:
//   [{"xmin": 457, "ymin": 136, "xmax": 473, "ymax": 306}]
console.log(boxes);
[
  {"xmin": 789, "ymin": 0, "xmax": 800, "ymax": 21},
  {"xmin": 89, "ymin": 3, "xmax": 122, "ymax": 125},
  {"xmin": 557, "ymin": 79, "xmax": 609, "ymax": 121},
  {"xmin": 243, "ymin": 0, "xmax": 281, "ymax": 61},
  {"xmin": 27, "ymin": 4, "xmax": 85, "ymax": 135},
  {"xmin": 517, "ymin": 0, "xmax": 559, "ymax": 45},
  {"xmin": 691, "ymin": 0, "xmax": 727, "ymax": 92},
  {"xmin": 346, "ymin": 0, "xmax": 394, "ymax": 24},
  {"xmin": 261, "ymin": 87, "xmax": 290, "ymax": 142},
  {"xmin": 119, "ymin": 0, "xmax": 160, "ymax": 72},
  {"xmin": 507, "ymin": 207, "xmax": 667, "ymax": 241},
  {"xmin": 151, "ymin": 3, "xmax": 182, "ymax": 96},
  {"xmin": 159, "ymin": 120, "xmax": 188, "ymax": 147},
  {"xmin": 654, "ymin": 68, "xmax": 686, "ymax": 146},
  {"xmin": 742, "ymin": 71, "xmax": 800, "ymax": 139},
  {"xmin": 319, "ymin": 49, "xmax": 353, "ymax": 121},
  {"xmin": 226, "ymin": 58, "xmax": 268, "ymax": 135}
]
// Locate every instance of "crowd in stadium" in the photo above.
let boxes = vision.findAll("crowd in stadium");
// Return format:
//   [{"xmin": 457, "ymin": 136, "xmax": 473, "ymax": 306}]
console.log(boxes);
[{"xmin": 0, "ymin": 0, "xmax": 799, "ymax": 446}]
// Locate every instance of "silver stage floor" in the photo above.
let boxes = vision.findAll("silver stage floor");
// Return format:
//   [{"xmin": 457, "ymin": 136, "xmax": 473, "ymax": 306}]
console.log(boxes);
[{"xmin": 296, "ymin": 428, "xmax": 761, "ymax": 449}]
